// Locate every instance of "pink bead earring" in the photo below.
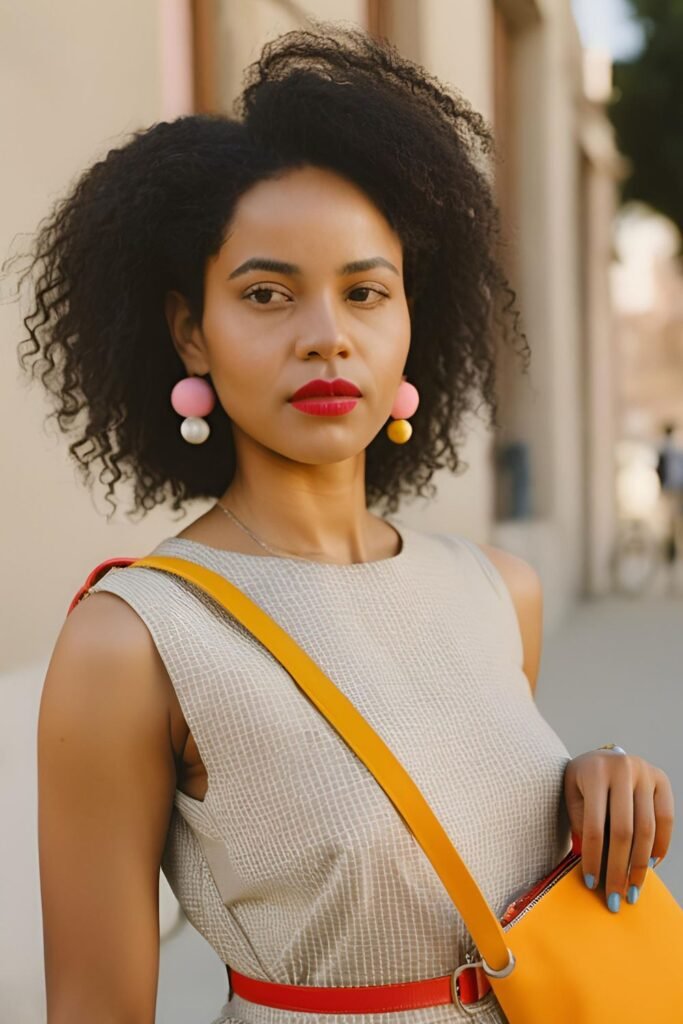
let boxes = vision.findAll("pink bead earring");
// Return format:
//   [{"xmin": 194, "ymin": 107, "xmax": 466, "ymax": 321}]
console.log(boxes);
[
  {"xmin": 170, "ymin": 375, "xmax": 216, "ymax": 444},
  {"xmin": 386, "ymin": 375, "xmax": 419, "ymax": 444}
]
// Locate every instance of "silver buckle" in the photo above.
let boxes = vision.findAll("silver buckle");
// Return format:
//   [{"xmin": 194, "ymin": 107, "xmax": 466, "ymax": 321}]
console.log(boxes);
[
  {"xmin": 450, "ymin": 955, "xmax": 490, "ymax": 1016},
  {"xmin": 451, "ymin": 947, "xmax": 516, "ymax": 1013}
]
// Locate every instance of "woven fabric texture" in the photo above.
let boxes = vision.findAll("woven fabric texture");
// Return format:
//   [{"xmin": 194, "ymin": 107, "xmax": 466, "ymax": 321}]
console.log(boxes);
[{"xmin": 86, "ymin": 518, "xmax": 572, "ymax": 1024}]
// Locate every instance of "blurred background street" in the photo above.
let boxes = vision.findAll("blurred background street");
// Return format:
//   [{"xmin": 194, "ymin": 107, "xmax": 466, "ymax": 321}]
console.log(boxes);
[{"xmin": 2, "ymin": 0, "xmax": 682, "ymax": 1020}]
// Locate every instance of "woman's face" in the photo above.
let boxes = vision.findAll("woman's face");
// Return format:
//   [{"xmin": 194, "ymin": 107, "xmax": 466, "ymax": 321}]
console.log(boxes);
[{"xmin": 180, "ymin": 164, "xmax": 411, "ymax": 468}]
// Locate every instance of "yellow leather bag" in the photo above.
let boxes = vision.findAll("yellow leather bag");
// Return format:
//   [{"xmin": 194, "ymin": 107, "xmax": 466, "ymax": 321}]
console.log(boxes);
[{"xmin": 131, "ymin": 554, "xmax": 683, "ymax": 1023}]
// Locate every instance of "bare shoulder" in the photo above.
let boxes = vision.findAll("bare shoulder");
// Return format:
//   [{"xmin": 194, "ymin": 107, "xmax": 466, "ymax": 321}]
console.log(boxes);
[
  {"xmin": 473, "ymin": 543, "xmax": 543, "ymax": 694},
  {"xmin": 39, "ymin": 588, "xmax": 179, "ymax": 845},
  {"xmin": 47, "ymin": 588, "xmax": 174, "ymax": 720},
  {"xmin": 474, "ymin": 543, "xmax": 542, "ymax": 599},
  {"xmin": 38, "ymin": 591, "xmax": 177, "ymax": 1018}
]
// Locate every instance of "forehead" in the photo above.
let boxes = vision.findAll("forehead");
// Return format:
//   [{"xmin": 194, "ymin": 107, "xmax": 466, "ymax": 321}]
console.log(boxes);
[{"xmin": 218, "ymin": 165, "xmax": 401, "ymax": 261}]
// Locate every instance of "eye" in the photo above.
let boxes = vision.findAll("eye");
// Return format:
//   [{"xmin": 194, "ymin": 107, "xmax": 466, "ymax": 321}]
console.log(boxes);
[
  {"xmin": 243, "ymin": 285, "xmax": 291, "ymax": 306},
  {"xmin": 347, "ymin": 285, "xmax": 389, "ymax": 305}
]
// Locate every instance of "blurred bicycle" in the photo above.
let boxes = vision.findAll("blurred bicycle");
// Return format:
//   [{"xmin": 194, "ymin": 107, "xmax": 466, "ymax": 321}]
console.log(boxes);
[
  {"xmin": 610, "ymin": 515, "xmax": 661, "ymax": 596},
  {"xmin": 611, "ymin": 431, "xmax": 683, "ymax": 596}
]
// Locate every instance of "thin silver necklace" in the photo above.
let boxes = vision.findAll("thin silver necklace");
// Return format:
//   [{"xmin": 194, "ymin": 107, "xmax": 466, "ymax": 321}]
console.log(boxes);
[{"xmin": 214, "ymin": 499, "xmax": 330, "ymax": 562}]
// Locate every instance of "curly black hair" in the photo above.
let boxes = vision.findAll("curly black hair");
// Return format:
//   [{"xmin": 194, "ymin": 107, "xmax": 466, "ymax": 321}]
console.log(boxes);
[{"xmin": 8, "ymin": 21, "xmax": 527, "ymax": 521}]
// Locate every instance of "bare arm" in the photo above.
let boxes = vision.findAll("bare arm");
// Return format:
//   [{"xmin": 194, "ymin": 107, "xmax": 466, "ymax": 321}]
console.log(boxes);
[
  {"xmin": 38, "ymin": 591, "xmax": 177, "ymax": 1023},
  {"xmin": 475, "ymin": 543, "xmax": 543, "ymax": 696}
]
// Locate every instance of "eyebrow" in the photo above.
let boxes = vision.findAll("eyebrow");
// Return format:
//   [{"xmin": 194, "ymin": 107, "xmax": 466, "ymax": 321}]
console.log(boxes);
[{"xmin": 227, "ymin": 256, "xmax": 400, "ymax": 280}]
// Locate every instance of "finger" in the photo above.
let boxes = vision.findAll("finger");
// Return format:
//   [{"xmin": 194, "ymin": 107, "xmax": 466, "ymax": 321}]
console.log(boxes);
[
  {"xmin": 652, "ymin": 773, "xmax": 675, "ymax": 863},
  {"xmin": 605, "ymin": 766, "xmax": 635, "ymax": 911},
  {"xmin": 626, "ymin": 780, "xmax": 656, "ymax": 900},
  {"xmin": 578, "ymin": 777, "xmax": 609, "ymax": 891}
]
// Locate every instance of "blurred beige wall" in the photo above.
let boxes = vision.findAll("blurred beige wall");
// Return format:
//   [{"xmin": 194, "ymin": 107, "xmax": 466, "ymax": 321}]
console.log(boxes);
[
  {"xmin": 489, "ymin": 0, "xmax": 619, "ymax": 622},
  {"xmin": 1, "ymin": 0, "xmax": 172, "ymax": 677},
  {"xmin": 579, "ymin": 73, "xmax": 625, "ymax": 595},
  {"xmin": 390, "ymin": 0, "xmax": 497, "ymax": 546},
  {"xmin": 492, "ymin": 1, "xmax": 587, "ymax": 620},
  {"xmin": 1, "ymin": 2, "xmax": 184, "ymax": 1019}
]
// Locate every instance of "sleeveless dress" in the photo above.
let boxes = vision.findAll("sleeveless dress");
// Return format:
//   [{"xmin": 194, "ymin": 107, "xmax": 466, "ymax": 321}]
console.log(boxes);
[{"xmin": 85, "ymin": 516, "xmax": 573, "ymax": 1024}]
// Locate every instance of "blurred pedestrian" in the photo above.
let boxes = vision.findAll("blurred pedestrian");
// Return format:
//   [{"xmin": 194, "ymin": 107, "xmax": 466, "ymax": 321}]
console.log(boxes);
[{"xmin": 656, "ymin": 422, "xmax": 683, "ymax": 591}]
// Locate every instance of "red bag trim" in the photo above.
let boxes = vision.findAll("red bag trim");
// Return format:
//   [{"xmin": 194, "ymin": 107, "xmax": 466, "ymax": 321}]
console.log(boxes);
[{"xmin": 66, "ymin": 557, "xmax": 138, "ymax": 615}]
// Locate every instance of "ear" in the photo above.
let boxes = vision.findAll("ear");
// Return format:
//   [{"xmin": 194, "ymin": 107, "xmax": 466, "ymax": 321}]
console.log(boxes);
[{"xmin": 164, "ymin": 290, "xmax": 210, "ymax": 375}]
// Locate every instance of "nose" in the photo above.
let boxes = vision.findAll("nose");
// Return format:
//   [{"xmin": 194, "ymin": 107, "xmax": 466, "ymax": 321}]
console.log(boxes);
[{"xmin": 294, "ymin": 299, "xmax": 351, "ymax": 360}]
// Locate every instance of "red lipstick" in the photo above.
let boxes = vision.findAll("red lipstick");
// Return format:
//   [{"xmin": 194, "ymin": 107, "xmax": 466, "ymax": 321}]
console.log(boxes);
[{"xmin": 289, "ymin": 378, "xmax": 362, "ymax": 417}]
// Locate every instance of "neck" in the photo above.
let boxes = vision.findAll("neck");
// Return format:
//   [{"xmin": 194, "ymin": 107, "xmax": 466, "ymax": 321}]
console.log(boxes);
[{"xmin": 214, "ymin": 438, "xmax": 390, "ymax": 564}]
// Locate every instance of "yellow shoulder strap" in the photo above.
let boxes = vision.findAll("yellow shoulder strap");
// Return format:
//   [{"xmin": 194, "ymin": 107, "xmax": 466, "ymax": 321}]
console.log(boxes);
[{"xmin": 131, "ymin": 554, "xmax": 511, "ymax": 970}]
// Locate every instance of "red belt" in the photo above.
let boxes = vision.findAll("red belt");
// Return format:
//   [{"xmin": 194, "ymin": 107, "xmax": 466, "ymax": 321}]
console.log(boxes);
[
  {"xmin": 226, "ymin": 839, "xmax": 584, "ymax": 1013},
  {"xmin": 227, "ymin": 962, "xmax": 491, "ymax": 1013}
]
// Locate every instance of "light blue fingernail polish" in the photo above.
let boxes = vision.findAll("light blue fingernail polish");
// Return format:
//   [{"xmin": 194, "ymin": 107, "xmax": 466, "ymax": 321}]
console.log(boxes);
[
  {"xmin": 648, "ymin": 856, "xmax": 658, "ymax": 868},
  {"xmin": 584, "ymin": 873, "xmax": 595, "ymax": 890},
  {"xmin": 627, "ymin": 885, "xmax": 639, "ymax": 904},
  {"xmin": 607, "ymin": 892, "xmax": 621, "ymax": 913}
]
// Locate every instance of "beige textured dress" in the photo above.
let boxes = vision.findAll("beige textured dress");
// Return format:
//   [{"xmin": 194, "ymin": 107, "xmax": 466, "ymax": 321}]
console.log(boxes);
[{"xmin": 86, "ymin": 516, "xmax": 573, "ymax": 1024}]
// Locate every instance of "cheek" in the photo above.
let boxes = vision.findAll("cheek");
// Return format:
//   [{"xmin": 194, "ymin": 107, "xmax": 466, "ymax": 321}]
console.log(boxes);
[
  {"xmin": 204, "ymin": 307, "xmax": 283, "ymax": 387},
  {"xmin": 394, "ymin": 300, "xmax": 412, "ymax": 347},
  {"xmin": 374, "ymin": 304, "xmax": 411, "ymax": 378},
  {"xmin": 214, "ymin": 354, "xmax": 282, "ymax": 420}
]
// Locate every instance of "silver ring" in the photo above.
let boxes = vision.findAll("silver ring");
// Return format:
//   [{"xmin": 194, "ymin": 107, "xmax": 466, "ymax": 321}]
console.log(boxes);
[
  {"xmin": 601, "ymin": 744, "xmax": 627, "ymax": 755},
  {"xmin": 481, "ymin": 948, "xmax": 516, "ymax": 979}
]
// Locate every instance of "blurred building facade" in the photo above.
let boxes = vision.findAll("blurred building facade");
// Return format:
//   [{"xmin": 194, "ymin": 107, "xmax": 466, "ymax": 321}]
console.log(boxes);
[
  {"xmin": 610, "ymin": 208, "xmax": 683, "ymax": 562},
  {"xmin": 613, "ymin": 210, "xmax": 683, "ymax": 442},
  {"xmin": 1, "ymin": 1, "xmax": 622, "ymax": 1020}
]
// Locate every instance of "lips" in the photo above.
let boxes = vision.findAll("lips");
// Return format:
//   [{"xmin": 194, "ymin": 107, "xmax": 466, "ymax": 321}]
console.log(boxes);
[{"xmin": 290, "ymin": 378, "xmax": 362, "ymax": 401}]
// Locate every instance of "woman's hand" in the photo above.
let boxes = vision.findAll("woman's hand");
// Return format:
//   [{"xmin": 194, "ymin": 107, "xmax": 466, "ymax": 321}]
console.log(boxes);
[{"xmin": 563, "ymin": 749, "xmax": 674, "ymax": 911}]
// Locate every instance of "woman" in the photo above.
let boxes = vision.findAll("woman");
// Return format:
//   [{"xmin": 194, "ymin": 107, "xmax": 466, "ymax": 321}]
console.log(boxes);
[{"xmin": 24, "ymin": 24, "xmax": 674, "ymax": 1024}]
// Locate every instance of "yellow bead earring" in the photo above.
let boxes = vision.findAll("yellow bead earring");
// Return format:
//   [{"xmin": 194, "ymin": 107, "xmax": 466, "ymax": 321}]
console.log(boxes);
[{"xmin": 386, "ymin": 375, "xmax": 420, "ymax": 444}]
